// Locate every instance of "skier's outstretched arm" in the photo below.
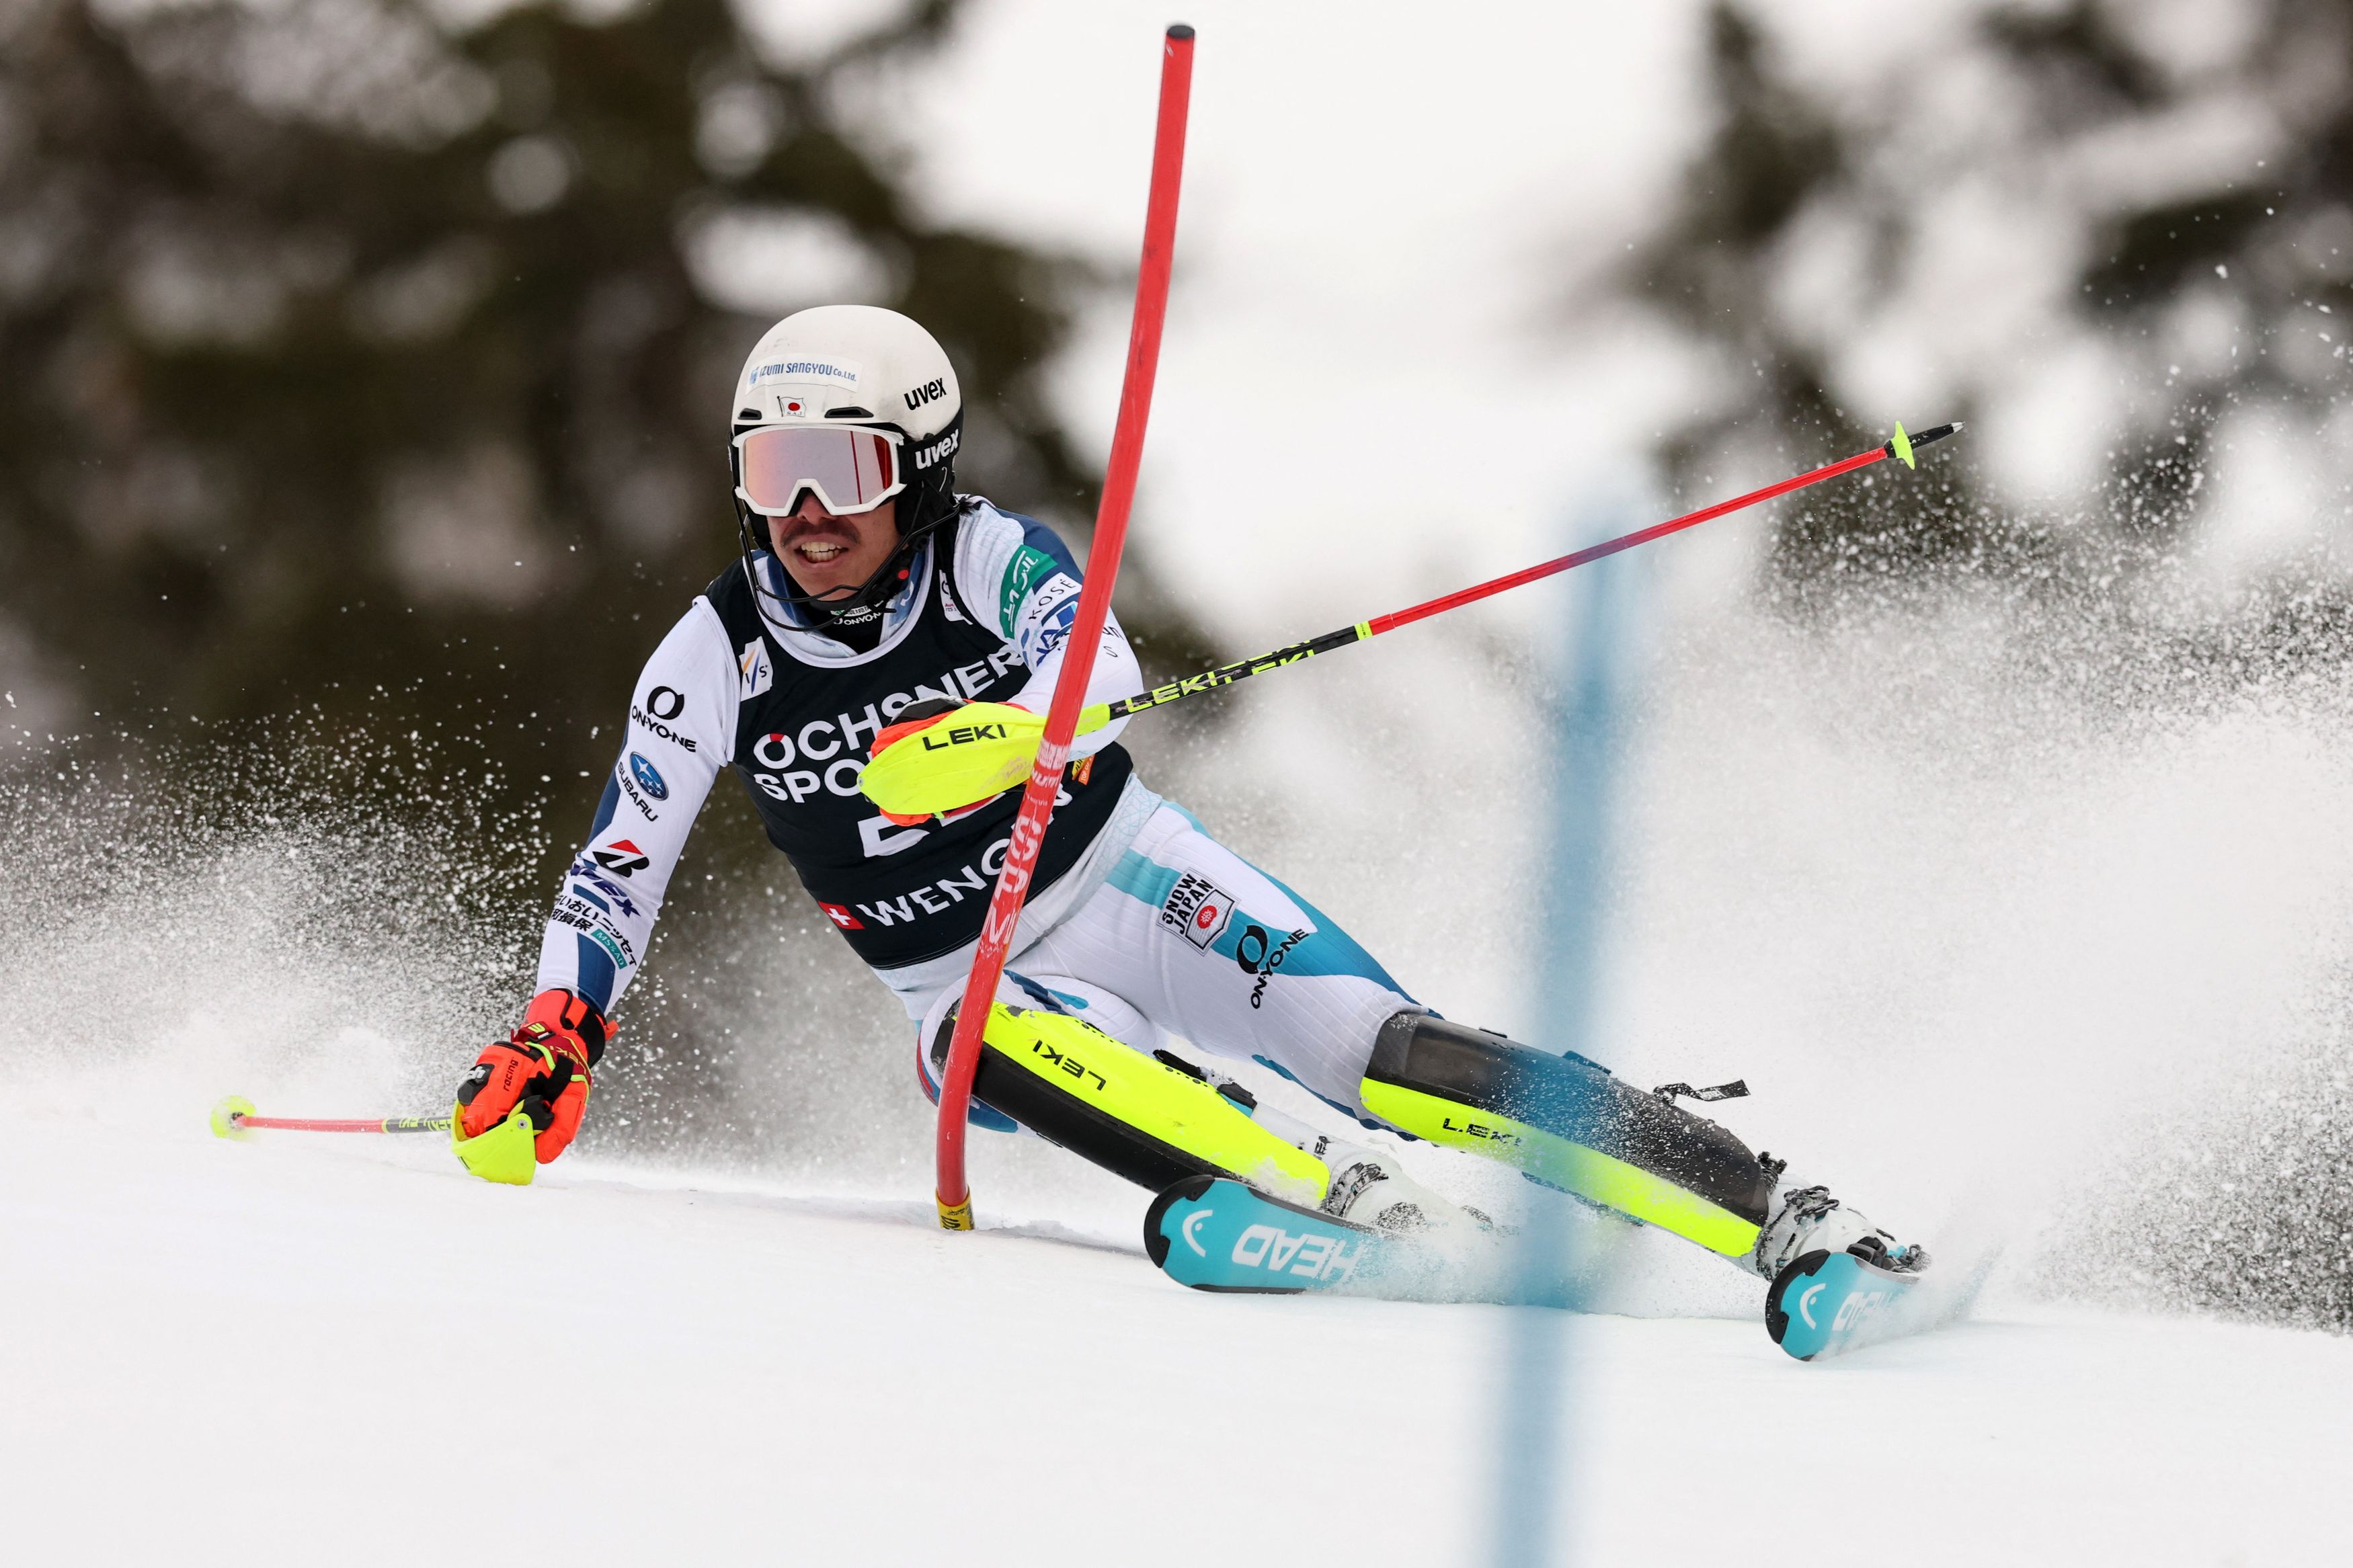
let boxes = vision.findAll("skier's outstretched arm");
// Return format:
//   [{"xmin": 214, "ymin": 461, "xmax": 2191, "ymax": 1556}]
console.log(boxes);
[{"xmin": 450, "ymin": 601, "xmax": 736, "ymax": 1177}]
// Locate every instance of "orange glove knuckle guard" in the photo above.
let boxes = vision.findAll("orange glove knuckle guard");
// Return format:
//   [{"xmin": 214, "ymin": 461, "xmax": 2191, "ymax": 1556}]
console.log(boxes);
[{"xmin": 456, "ymin": 988, "xmax": 610, "ymax": 1160}]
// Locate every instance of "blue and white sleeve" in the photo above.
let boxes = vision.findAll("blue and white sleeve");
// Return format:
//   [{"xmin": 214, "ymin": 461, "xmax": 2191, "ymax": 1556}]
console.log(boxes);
[
  {"xmin": 534, "ymin": 599, "xmax": 737, "ymax": 1015},
  {"xmin": 953, "ymin": 503, "xmax": 1144, "ymax": 757}
]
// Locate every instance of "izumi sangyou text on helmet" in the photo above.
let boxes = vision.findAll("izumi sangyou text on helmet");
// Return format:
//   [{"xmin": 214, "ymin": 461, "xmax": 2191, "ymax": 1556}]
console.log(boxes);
[{"xmin": 727, "ymin": 304, "xmax": 965, "ymax": 633}]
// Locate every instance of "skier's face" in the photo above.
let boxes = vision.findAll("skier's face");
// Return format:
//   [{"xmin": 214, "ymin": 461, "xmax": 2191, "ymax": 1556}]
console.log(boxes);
[{"xmin": 769, "ymin": 493, "xmax": 900, "ymax": 599}]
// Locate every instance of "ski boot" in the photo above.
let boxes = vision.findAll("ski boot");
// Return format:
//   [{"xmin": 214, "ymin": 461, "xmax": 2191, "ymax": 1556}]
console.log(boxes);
[
  {"xmin": 1749, "ymin": 1178, "xmax": 1929, "ymax": 1280},
  {"xmin": 1314, "ymin": 1138, "xmax": 1493, "ymax": 1238}
]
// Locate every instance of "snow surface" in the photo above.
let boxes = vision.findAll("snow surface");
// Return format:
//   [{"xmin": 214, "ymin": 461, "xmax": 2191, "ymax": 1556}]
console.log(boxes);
[
  {"xmin": 6, "ymin": 1094, "xmax": 2348, "ymax": 1567},
  {"xmin": 13, "ymin": 584, "xmax": 2353, "ymax": 1566}
]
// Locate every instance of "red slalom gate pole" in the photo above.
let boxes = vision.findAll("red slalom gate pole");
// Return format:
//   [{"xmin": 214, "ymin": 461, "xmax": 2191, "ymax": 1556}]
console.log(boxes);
[{"xmin": 934, "ymin": 24, "xmax": 1196, "ymax": 1231}]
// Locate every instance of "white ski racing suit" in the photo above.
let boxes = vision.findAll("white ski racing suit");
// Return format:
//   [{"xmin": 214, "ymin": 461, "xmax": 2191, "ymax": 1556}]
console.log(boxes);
[{"xmin": 537, "ymin": 498, "xmax": 1419, "ymax": 1132}]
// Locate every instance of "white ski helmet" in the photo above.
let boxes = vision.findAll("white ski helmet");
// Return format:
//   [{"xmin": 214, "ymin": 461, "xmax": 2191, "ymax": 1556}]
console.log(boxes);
[{"xmin": 727, "ymin": 306, "xmax": 965, "ymax": 622}]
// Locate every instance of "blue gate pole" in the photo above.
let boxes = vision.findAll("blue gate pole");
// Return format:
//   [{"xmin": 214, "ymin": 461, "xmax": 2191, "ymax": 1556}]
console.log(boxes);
[{"xmin": 1489, "ymin": 481, "xmax": 1648, "ymax": 1567}]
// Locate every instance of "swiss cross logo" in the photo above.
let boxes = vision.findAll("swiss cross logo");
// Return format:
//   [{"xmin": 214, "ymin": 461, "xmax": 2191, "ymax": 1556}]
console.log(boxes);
[
  {"xmin": 819, "ymin": 901, "xmax": 865, "ymax": 930},
  {"xmin": 592, "ymin": 840, "xmax": 651, "ymax": 878},
  {"xmin": 1159, "ymin": 872, "xmax": 1234, "ymax": 951}
]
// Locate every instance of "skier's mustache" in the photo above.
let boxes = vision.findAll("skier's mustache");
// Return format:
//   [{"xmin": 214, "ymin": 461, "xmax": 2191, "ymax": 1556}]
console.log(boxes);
[{"xmin": 777, "ymin": 518, "xmax": 859, "ymax": 546}]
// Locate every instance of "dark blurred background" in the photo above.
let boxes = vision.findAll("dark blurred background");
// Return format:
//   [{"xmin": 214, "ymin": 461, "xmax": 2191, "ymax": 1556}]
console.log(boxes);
[
  {"xmin": 0, "ymin": 0, "xmax": 1218, "ymax": 760},
  {"xmin": 1625, "ymin": 2, "xmax": 2353, "ymax": 634},
  {"xmin": 15, "ymin": 0, "xmax": 2353, "ymax": 746}
]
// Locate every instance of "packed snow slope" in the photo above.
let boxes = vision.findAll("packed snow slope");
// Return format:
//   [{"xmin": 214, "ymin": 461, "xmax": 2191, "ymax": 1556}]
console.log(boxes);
[
  {"xmin": 13, "ymin": 570, "xmax": 2353, "ymax": 1565},
  {"xmin": 3, "ymin": 1089, "xmax": 2348, "ymax": 1568}
]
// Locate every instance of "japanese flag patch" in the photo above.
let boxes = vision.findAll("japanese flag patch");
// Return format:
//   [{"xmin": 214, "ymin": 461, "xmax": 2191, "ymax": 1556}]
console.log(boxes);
[{"xmin": 1160, "ymin": 872, "xmax": 1235, "ymax": 951}]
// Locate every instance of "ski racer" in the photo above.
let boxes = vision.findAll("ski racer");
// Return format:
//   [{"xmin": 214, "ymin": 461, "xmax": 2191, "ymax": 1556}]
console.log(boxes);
[{"xmin": 447, "ymin": 304, "xmax": 1924, "ymax": 1287}]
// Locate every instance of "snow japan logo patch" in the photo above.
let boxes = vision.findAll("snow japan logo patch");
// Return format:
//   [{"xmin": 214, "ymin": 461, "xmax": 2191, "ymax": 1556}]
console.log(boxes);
[
  {"xmin": 591, "ymin": 841, "xmax": 650, "ymax": 878},
  {"xmin": 1160, "ymin": 872, "xmax": 1234, "ymax": 950}
]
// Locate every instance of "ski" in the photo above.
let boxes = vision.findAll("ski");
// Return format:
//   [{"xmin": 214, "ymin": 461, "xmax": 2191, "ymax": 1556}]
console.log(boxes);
[
  {"xmin": 1153, "ymin": 1177, "xmax": 1984, "ymax": 1363},
  {"xmin": 1145, "ymin": 1175, "xmax": 1451, "ymax": 1296},
  {"xmin": 1146, "ymin": 1175, "xmax": 1544, "ymax": 1303},
  {"xmin": 1764, "ymin": 1246, "xmax": 1985, "ymax": 1360}
]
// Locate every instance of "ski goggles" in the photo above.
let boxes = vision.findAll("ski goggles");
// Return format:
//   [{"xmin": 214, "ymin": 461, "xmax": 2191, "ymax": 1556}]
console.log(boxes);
[{"xmin": 733, "ymin": 425, "xmax": 905, "ymax": 517}]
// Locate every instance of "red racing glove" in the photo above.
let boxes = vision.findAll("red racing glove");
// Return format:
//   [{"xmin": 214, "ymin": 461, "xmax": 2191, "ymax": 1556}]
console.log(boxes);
[{"xmin": 456, "ymin": 989, "xmax": 608, "ymax": 1165}]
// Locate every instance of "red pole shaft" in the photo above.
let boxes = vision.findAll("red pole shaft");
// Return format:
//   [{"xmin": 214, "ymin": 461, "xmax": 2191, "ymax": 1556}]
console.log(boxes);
[
  {"xmin": 238, "ymin": 1116, "xmax": 387, "ymax": 1132},
  {"xmin": 934, "ymin": 24, "xmax": 1196, "ymax": 1229},
  {"xmin": 1367, "ymin": 447, "xmax": 1887, "ymax": 636},
  {"xmin": 233, "ymin": 1115, "xmax": 447, "ymax": 1133}
]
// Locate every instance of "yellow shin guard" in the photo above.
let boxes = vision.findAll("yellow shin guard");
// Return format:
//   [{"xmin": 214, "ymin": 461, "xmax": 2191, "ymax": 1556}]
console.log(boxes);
[
  {"xmin": 1357, "ymin": 1012, "xmax": 1773, "ymax": 1260},
  {"xmin": 953, "ymin": 1002, "xmax": 1332, "ymax": 1206}
]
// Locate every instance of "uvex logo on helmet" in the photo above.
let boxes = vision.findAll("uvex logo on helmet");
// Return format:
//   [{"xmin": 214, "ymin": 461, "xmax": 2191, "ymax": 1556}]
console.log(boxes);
[
  {"xmin": 904, "ymin": 378, "xmax": 948, "ymax": 411},
  {"xmin": 913, "ymin": 427, "xmax": 961, "ymax": 471}
]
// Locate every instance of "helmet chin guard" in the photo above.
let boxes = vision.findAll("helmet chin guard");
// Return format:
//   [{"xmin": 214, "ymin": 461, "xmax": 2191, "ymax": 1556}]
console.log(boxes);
[{"xmin": 725, "ymin": 305, "xmax": 965, "ymax": 634}]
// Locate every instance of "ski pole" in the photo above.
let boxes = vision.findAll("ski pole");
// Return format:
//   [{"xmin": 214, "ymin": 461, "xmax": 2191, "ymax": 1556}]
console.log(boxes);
[
  {"xmin": 863, "ymin": 421, "xmax": 1964, "ymax": 817},
  {"xmin": 210, "ymin": 1096, "xmax": 451, "ymax": 1138},
  {"xmin": 1104, "ymin": 421, "xmax": 1964, "ymax": 721},
  {"xmin": 934, "ymin": 22, "xmax": 1196, "ymax": 1233}
]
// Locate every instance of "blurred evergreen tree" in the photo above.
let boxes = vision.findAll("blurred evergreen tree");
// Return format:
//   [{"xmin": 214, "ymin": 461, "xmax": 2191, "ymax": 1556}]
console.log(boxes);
[
  {"xmin": 1622, "ymin": 0, "xmax": 2353, "ymax": 1331},
  {"xmin": 1618, "ymin": 1, "xmax": 2353, "ymax": 606},
  {"xmin": 0, "ymin": 0, "xmax": 1201, "ymax": 764}
]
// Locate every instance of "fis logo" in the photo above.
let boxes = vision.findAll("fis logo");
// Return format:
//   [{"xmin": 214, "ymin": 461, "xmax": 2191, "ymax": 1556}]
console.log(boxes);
[
  {"xmin": 1160, "ymin": 872, "xmax": 1234, "ymax": 951},
  {"xmin": 738, "ymin": 639, "xmax": 772, "ymax": 699}
]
